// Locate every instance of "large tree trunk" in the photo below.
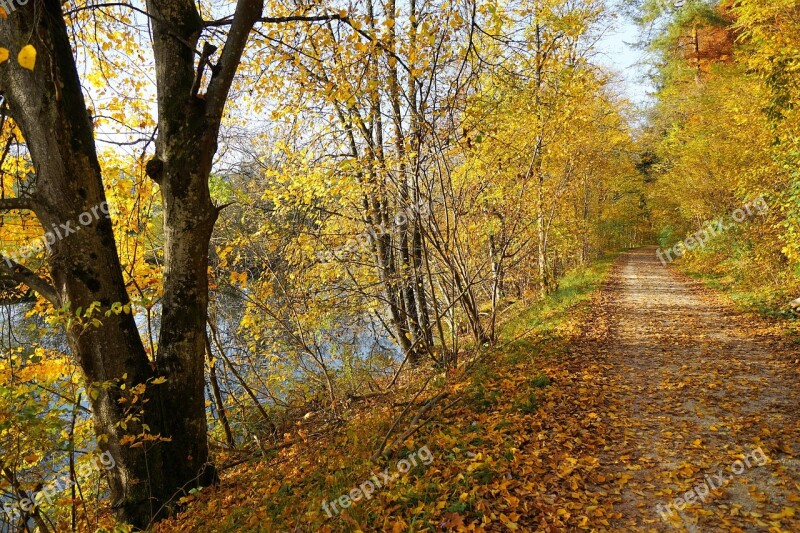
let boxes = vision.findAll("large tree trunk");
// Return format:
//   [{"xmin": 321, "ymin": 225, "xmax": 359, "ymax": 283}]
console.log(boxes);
[
  {"xmin": 144, "ymin": 0, "xmax": 220, "ymax": 501},
  {"xmin": 0, "ymin": 2, "xmax": 172, "ymax": 525},
  {"xmin": 0, "ymin": 0, "xmax": 262, "ymax": 528}
]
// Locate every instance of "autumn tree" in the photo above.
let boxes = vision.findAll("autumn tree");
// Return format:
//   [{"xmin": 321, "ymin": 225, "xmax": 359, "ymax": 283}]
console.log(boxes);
[
  {"xmin": 641, "ymin": 0, "xmax": 799, "ymax": 303},
  {"xmin": 211, "ymin": 0, "xmax": 646, "ymax": 376},
  {"xmin": 0, "ymin": 0, "xmax": 343, "ymax": 528}
]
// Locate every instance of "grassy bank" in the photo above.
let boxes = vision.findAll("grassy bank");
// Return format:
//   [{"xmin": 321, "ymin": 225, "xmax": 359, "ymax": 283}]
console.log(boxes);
[
  {"xmin": 672, "ymin": 251, "xmax": 800, "ymax": 345},
  {"xmin": 152, "ymin": 256, "xmax": 618, "ymax": 533}
]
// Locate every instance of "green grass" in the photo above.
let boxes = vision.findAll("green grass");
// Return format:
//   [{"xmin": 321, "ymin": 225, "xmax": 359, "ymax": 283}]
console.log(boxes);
[
  {"xmin": 500, "ymin": 255, "xmax": 617, "ymax": 352},
  {"xmin": 681, "ymin": 267, "xmax": 797, "ymax": 319}
]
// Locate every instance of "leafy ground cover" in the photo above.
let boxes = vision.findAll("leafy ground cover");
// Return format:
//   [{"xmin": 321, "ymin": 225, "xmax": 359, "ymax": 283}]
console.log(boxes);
[{"xmin": 151, "ymin": 258, "xmax": 618, "ymax": 532}]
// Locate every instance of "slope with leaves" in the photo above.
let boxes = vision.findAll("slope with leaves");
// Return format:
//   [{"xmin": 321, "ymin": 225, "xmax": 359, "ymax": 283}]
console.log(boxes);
[
  {"xmin": 153, "ymin": 246, "xmax": 800, "ymax": 532},
  {"xmin": 152, "ymin": 257, "xmax": 620, "ymax": 532}
]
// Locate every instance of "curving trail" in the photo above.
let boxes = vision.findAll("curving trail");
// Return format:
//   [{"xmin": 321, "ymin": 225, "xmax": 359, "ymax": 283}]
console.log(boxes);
[{"xmin": 588, "ymin": 247, "xmax": 800, "ymax": 532}]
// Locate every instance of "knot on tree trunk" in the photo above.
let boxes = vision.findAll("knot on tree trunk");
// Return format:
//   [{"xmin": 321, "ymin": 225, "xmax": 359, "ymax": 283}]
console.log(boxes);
[{"xmin": 146, "ymin": 157, "xmax": 165, "ymax": 184}]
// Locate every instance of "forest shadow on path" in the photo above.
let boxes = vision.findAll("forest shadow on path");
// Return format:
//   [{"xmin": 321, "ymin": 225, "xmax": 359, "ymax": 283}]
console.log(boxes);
[{"xmin": 584, "ymin": 247, "xmax": 800, "ymax": 532}]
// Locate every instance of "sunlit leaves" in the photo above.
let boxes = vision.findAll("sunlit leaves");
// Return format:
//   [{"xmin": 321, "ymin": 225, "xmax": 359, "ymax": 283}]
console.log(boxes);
[{"xmin": 643, "ymin": 0, "xmax": 799, "ymax": 301}]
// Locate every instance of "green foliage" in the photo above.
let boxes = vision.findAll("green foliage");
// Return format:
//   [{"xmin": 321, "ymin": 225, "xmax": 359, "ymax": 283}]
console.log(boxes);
[
  {"xmin": 469, "ymin": 385, "xmax": 502, "ymax": 413},
  {"xmin": 530, "ymin": 375, "xmax": 552, "ymax": 389}
]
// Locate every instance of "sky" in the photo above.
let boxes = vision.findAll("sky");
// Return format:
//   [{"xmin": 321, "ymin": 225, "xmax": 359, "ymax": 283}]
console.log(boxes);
[{"xmin": 593, "ymin": 4, "xmax": 654, "ymax": 107}]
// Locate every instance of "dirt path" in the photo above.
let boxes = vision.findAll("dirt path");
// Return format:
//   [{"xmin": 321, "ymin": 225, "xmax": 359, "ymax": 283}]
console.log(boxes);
[{"xmin": 589, "ymin": 247, "xmax": 800, "ymax": 532}]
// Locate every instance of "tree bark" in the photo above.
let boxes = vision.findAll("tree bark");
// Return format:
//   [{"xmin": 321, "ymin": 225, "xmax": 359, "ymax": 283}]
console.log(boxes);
[
  {"xmin": 0, "ymin": 0, "xmax": 262, "ymax": 527},
  {"xmin": 386, "ymin": 0, "xmax": 424, "ymax": 363}
]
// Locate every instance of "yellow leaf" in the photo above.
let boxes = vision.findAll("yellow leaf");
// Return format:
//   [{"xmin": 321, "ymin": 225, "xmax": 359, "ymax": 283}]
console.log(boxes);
[
  {"xmin": 499, "ymin": 513, "xmax": 518, "ymax": 530},
  {"xmin": 18, "ymin": 45, "xmax": 36, "ymax": 71},
  {"xmin": 768, "ymin": 507, "xmax": 795, "ymax": 519},
  {"xmin": 0, "ymin": 48, "xmax": 8, "ymax": 63}
]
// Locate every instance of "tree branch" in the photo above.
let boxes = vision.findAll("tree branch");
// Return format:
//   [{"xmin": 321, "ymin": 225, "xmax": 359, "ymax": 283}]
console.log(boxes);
[
  {"xmin": 64, "ymin": 2, "xmax": 149, "ymax": 19},
  {"xmin": 204, "ymin": 0, "xmax": 265, "ymax": 122},
  {"xmin": 204, "ymin": 12, "xmax": 347, "ymax": 28},
  {"xmin": 0, "ymin": 197, "xmax": 38, "ymax": 213},
  {"xmin": 191, "ymin": 42, "xmax": 218, "ymax": 98},
  {"xmin": 65, "ymin": 3, "xmax": 204, "ymax": 59},
  {"xmin": 336, "ymin": 17, "xmax": 416, "ymax": 82},
  {"xmin": 0, "ymin": 257, "xmax": 60, "ymax": 306}
]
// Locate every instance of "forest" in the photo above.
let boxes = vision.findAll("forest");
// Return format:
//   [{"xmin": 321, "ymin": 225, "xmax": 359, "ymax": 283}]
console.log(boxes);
[{"xmin": 0, "ymin": 0, "xmax": 798, "ymax": 531}]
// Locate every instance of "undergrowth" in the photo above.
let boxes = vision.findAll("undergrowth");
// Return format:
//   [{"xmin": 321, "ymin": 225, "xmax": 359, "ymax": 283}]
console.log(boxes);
[{"xmin": 153, "ymin": 256, "xmax": 617, "ymax": 533}]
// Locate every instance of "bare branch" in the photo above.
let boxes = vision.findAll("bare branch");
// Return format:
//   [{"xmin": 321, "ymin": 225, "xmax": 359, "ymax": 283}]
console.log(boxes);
[
  {"xmin": 0, "ymin": 197, "xmax": 38, "ymax": 213},
  {"xmin": 204, "ymin": 12, "xmax": 347, "ymax": 28}
]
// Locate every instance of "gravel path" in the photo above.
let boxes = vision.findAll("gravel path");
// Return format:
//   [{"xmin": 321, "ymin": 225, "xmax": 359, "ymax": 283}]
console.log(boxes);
[{"xmin": 594, "ymin": 247, "xmax": 800, "ymax": 532}]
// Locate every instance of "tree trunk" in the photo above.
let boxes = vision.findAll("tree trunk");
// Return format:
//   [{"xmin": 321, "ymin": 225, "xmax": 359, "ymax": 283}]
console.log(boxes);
[
  {"xmin": 144, "ymin": 0, "xmax": 263, "ymax": 510},
  {"xmin": 0, "ymin": 0, "xmax": 263, "ymax": 527},
  {"xmin": 0, "ymin": 3, "xmax": 171, "ymax": 525},
  {"xmin": 364, "ymin": 0, "xmax": 415, "ymax": 360},
  {"xmin": 387, "ymin": 0, "xmax": 424, "ymax": 363}
]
